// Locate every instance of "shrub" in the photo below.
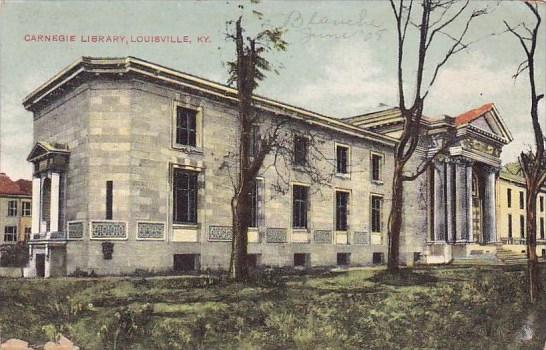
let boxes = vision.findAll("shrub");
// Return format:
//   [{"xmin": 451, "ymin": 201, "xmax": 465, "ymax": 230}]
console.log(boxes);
[{"xmin": 0, "ymin": 242, "xmax": 29, "ymax": 267}]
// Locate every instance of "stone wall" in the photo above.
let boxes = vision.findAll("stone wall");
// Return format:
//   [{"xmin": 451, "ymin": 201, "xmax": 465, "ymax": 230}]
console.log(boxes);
[{"xmin": 34, "ymin": 76, "xmax": 396, "ymax": 274}]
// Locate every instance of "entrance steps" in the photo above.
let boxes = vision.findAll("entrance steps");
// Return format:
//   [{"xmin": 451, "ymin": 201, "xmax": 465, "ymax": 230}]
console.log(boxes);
[
  {"xmin": 451, "ymin": 256, "xmax": 498, "ymax": 266},
  {"xmin": 495, "ymin": 247, "xmax": 528, "ymax": 265}
]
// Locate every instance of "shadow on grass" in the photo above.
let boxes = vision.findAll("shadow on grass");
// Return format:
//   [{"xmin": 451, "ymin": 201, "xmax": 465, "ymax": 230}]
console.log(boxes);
[{"xmin": 369, "ymin": 269, "xmax": 438, "ymax": 286}]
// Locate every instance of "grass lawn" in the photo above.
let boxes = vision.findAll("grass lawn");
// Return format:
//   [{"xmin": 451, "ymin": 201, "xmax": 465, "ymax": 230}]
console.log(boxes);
[{"xmin": 0, "ymin": 266, "xmax": 545, "ymax": 349}]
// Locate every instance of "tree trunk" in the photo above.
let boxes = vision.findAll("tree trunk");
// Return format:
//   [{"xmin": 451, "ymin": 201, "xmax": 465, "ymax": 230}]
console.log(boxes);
[
  {"xmin": 388, "ymin": 161, "xmax": 404, "ymax": 272},
  {"xmin": 526, "ymin": 185, "xmax": 542, "ymax": 302},
  {"xmin": 229, "ymin": 191, "xmax": 251, "ymax": 281}
]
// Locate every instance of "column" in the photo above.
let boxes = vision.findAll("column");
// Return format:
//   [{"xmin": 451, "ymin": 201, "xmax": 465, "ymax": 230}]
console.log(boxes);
[
  {"xmin": 455, "ymin": 162, "xmax": 468, "ymax": 242},
  {"xmin": 466, "ymin": 165, "xmax": 473, "ymax": 241},
  {"xmin": 31, "ymin": 177, "xmax": 41, "ymax": 234},
  {"xmin": 446, "ymin": 162, "xmax": 454, "ymax": 242},
  {"xmin": 50, "ymin": 172, "xmax": 60, "ymax": 232},
  {"xmin": 484, "ymin": 170, "xmax": 497, "ymax": 243},
  {"xmin": 433, "ymin": 162, "xmax": 446, "ymax": 241}
]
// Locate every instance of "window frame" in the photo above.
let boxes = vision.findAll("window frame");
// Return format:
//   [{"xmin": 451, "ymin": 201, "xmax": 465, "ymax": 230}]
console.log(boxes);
[
  {"xmin": 293, "ymin": 135, "xmax": 309, "ymax": 167},
  {"xmin": 335, "ymin": 143, "xmax": 350, "ymax": 176},
  {"xmin": 4, "ymin": 226, "xmax": 17, "ymax": 242},
  {"xmin": 7, "ymin": 200, "xmax": 17, "ymax": 217},
  {"xmin": 371, "ymin": 194, "xmax": 384, "ymax": 233},
  {"xmin": 507, "ymin": 189, "xmax": 512, "ymax": 209},
  {"xmin": 22, "ymin": 201, "xmax": 31, "ymax": 217},
  {"xmin": 292, "ymin": 184, "xmax": 309, "ymax": 229},
  {"xmin": 172, "ymin": 102, "xmax": 203, "ymax": 151},
  {"xmin": 335, "ymin": 190, "xmax": 349, "ymax": 231},
  {"xmin": 520, "ymin": 214, "xmax": 525, "ymax": 238},
  {"xmin": 370, "ymin": 152, "xmax": 384, "ymax": 183},
  {"xmin": 519, "ymin": 191, "xmax": 525, "ymax": 210},
  {"xmin": 172, "ymin": 168, "xmax": 199, "ymax": 225},
  {"xmin": 540, "ymin": 196, "xmax": 544, "ymax": 213},
  {"xmin": 540, "ymin": 217, "xmax": 545, "ymax": 240}
]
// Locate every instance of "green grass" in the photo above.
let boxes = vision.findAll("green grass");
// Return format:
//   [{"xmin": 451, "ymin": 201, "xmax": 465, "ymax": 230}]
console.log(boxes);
[{"xmin": 0, "ymin": 266, "xmax": 545, "ymax": 349}]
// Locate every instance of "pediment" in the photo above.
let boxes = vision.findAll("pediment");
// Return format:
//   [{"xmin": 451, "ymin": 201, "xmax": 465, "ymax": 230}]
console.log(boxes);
[
  {"xmin": 455, "ymin": 103, "xmax": 513, "ymax": 144},
  {"xmin": 27, "ymin": 141, "xmax": 70, "ymax": 162}
]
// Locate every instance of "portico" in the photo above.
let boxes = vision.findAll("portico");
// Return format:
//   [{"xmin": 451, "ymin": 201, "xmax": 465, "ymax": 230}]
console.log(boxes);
[{"xmin": 24, "ymin": 142, "xmax": 70, "ymax": 278}]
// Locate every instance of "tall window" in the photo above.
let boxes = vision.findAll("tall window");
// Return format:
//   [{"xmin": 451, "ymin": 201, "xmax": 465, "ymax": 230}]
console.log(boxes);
[
  {"xmin": 173, "ymin": 169, "xmax": 198, "ymax": 224},
  {"xmin": 176, "ymin": 107, "xmax": 197, "ymax": 146},
  {"xmin": 540, "ymin": 196, "xmax": 544, "ymax": 213},
  {"xmin": 7, "ymin": 200, "xmax": 17, "ymax": 216},
  {"xmin": 371, "ymin": 154, "xmax": 383, "ymax": 182},
  {"xmin": 520, "ymin": 215, "xmax": 525, "ymax": 238},
  {"xmin": 249, "ymin": 180, "xmax": 258, "ymax": 228},
  {"xmin": 507, "ymin": 189, "xmax": 512, "ymax": 208},
  {"xmin": 335, "ymin": 191, "xmax": 349, "ymax": 231},
  {"xmin": 336, "ymin": 145, "xmax": 348, "ymax": 174},
  {"xmin": 371, "ymin": 195, "xmax": 383, "ymax": 233},
  {"xmin": 292, "ymin": 185, "xmax": 308, "ymax": 229},
  {"xmin": 294, "ymin": 136, "xmax": 308, "ymax": 166},
  {"xmin": 508, "ymin": 214, "xmax": 513, "ymax": 238},
  {"xmin": 106, "ymin": 181, "xmax": 113, "ymax": 220},
  {"xmin": 519, "ymin": 191, "xmax": 525, "ymax": 210},
  {"xmin": 248, "ymin": 126, "xmax": 259, "ymax": 158},
  {"xmin": 4, "ymin": 226, "xmax": 17, "ymax": 242},
  {"xmin": 540, "ymin": 218, "xmax": 545, "ymax": 240},
  {"xmin": 22, "ymin": 202, "xmax": 31, "ymax": 216}
]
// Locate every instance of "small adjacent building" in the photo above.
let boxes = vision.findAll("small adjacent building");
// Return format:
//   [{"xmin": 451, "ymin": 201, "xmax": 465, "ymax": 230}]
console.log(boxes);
[
  {"xmin": 496, "ymin": 163, "xmax": 546, "ymax": 256},
  {"xmin": 0, "ymin": 173, "xmax": 32, "ymax": 244},
  {"xmin": 21, "ymin": 57, "xmax": 518, "ymax": 277}
]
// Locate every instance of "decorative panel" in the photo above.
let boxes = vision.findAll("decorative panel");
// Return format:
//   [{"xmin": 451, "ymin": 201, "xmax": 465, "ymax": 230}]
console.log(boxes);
[
  {"xmin": 90, "ymin": 221, "xmax": 127, "ymax": 239},
  {"xmin": 67, "ymin": 221, "xmax": 84, "ymax": 240},
  {"xmin": 266, "ymin": 228, "xmax": 287, "ymax": 243},
  {"xmin": 208, "ymin": 225, "xmax": 233, "ymax": 241},
  {"xmin": 353, "ymin": 231, "xmax": 370, "ymax": 245},
  {"xmin": 313, "ymin": 230, "xmax": 332, "ymax": 244},
  {"xmin": 137, "ymin": 222, "xmax": 165, "ymax": 240}
]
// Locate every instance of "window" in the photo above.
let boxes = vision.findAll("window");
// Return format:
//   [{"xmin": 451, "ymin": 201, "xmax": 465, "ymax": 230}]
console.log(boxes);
[
  {"xmin": 371, "ymin": 153, "xmax": 383, "ymax": 182},
  {"xmin": 540, "ymin": 196, "xmax": 544, "ymax": 213},
  {"xmin": 507, "ymin": 189, "xmax": 512, "ymax": 208},
  {"xmin": 371, "ymin": 195, "xmax": 383, "ymax": 233},
  {"xmin": 249, "ymin": 180, "xmax": 258, "ymax": 228},
  {"xmin": 106, "ymin": 181, "xmax": 113, "ymax": 220},
  {"xmin": 175, "ymin": 106, "xmax": 197, "ymax": 146},
  {"xmin": 520, "ymin": 215, "xmax": 525, "ymax": 238},
  {"xmin": 22, "ymin": 202, "xmax": 31, "ymax": 216},
  {"xmin": 7, "ymin": 200, "xmax": 17, "ymax": 216},
  {"xmin": 24, "ymin": 227, "xmax": 31, "ymax": 241},
  {"xmin": 173, "ymin": 254, "xmax": 199, "ymax": 271},
  {"xmin": 294, "ymin": 136, "xmax": 308, "ymax": 166},
  {"xmin": 372, "ymin": 252, "xmax": 384, "ymax": 264},
  {"xmin": 4, "ymin": 226, "xmax": 17, "ymax": 242},
  {"xmin": 336, "ymin": 145, "xmax": 349, "ymax": 174},
  {"xmin": 292, "ymin": 185, "xmax": 308, "ymax": 229},
  {"xmin": 173, "ymin": 169, "xmax": 198, "ymax": 224},
  {"xmin": 335, "ymin": 191, "xmax": 349, "ymax": 231},
  {"xmin": 337, "ymin": 253, "xmax": 350, "ymax": 266},
  {"xmin": 294, "ymin": 253, "xmax": 309, "ymax": 267},
  {"xmin": 540, "ymin": 218, "xmax": 545, "ymax": 240},
  {"xmin": 248, "ymin": 126, "xmax": 259, "ymax": 158},
  {"xmin": 508, "ymin": 214, "xmax": 512, "ymax": 238},
  {"xmin": 519, "ymin": 191, "xmax": 525, "ymax": 210}
]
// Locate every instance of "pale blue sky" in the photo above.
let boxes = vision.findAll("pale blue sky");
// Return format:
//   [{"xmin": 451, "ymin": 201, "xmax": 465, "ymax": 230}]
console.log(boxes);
[{"xmin": 0, "ymin": 0, "xmax": 544, "ymax": 180}]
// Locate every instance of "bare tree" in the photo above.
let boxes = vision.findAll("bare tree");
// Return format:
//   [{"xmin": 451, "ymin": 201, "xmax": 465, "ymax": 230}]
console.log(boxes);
[
  {"xmin": 504, "ymin": 1, "xmax": 545, "ymax": 303},
  {"xmin": 224, "ymin": 15, "xmax": 333, "ymax": 281},
  {"xmin": 387, "ymin": 0, "xmax": 486, "ymax": 271}
]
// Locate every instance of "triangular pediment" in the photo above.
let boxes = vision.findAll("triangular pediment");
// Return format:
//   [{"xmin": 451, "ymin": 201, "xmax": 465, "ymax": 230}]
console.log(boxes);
[
  {"xmin": 27, "ymin": 141, "xmax": 70, "ymax": 162},
  {"xmin": 455, "ymin": 103, "xmax": 513, "ymax": 144}
]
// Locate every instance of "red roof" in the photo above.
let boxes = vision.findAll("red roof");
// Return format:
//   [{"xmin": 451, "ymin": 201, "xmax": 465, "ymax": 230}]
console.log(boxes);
[
  {"xmin": 455, "ymin": 103, "xmax": 494, "ymax": 126},
  {"xmin": 0, "ymin": 173, "xmax": 32, "ymax": 196}
]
